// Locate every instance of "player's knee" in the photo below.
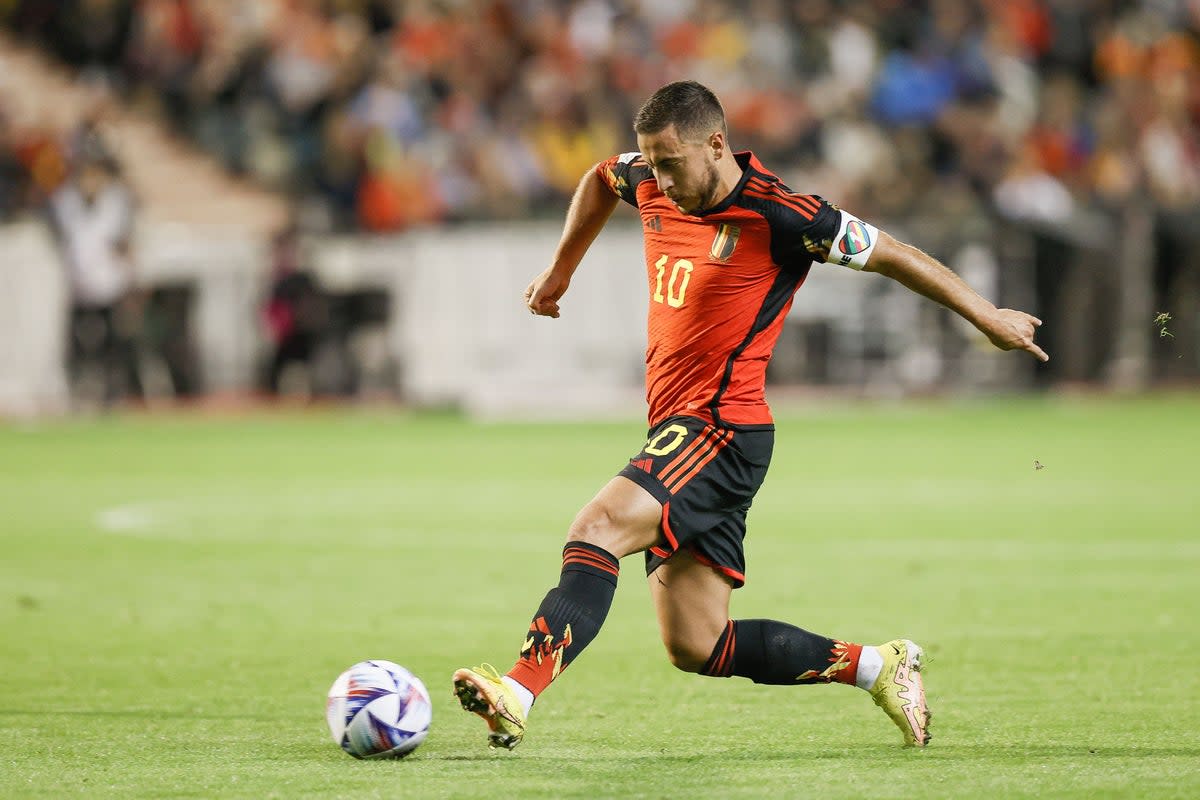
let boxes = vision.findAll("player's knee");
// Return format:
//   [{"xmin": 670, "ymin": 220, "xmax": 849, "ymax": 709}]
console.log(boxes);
[
  {"xmin": 566, "ymin": 502, "xmax": 621, "ymax": 551},
  {"xmin": 661, "ymin": 637, "xmax": 710, "ymax": 674}
]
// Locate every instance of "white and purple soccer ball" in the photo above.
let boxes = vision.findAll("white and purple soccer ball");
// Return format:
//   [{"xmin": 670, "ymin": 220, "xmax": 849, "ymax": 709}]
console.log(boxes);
[{"xmin": 326, "ymin": 660, "xmax": 432, "ymax": 759}]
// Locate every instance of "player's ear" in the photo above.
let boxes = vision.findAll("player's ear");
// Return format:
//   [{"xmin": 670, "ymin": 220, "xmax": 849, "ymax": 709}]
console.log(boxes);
[{"xmin": 709, "ymin": 132, "xmax": 724, "ymax": 159}]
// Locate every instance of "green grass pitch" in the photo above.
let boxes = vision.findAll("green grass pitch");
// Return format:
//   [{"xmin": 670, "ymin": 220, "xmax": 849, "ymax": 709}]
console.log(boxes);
[{"xmin": 2, "ymin": 395, "xmax": 1198, "ymax": 799}]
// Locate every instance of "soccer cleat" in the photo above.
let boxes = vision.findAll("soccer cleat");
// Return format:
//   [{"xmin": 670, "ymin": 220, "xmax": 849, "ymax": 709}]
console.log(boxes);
[
  {"xmin": 452, "ymin": 664, "xmax": 527, "ymax": 750},
  {"xmin": 869, "ymin": 639, "xmax": 932, "ymax": 747}
]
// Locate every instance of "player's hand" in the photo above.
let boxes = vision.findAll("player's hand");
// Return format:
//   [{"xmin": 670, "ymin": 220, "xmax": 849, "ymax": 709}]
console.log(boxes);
[
  {"xmin": 524, "ymin": 268, "xmax": 570, "ymax": 318},
  {"xmin": 982, "ymin": 308, "xmax": 1049, "ymax": 362}
]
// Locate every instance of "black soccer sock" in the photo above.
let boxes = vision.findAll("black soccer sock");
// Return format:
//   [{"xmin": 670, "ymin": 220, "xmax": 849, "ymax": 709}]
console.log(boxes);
[
  {"xmin": 701, "ymin": 619, "xmax": 862, "ymax": 685},
  {"xmin": 506, "ymin": 542, "xmax": 619, "ymax": 695}
]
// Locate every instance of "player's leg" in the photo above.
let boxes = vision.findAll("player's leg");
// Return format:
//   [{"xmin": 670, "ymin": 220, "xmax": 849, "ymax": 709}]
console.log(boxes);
[
  {"xmin": 648, "ymin": 548, "xmax": 862, "ymax": 683},
  {"xmin": 453, "ymin": 474, "xmax": 662, "ymax": 749},
  {"xmin": 648, "ymin": 549, "xmax": 734, "ymax": 671},
  {"xmin": 640, "ymin": 419, "xmax": 932, "ymax": 746},
  {"xmin": 650, "ymin": 550, "xmax": 930, "ymax": 746},
  {"xmin": 506, "ymin": 475, "xmax": 661, "ymax": 690}
]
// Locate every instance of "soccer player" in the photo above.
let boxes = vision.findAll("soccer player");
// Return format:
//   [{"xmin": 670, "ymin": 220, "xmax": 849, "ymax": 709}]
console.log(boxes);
[{"xmin": 453, "ymin": 81, "xmax": 1047, "ymax": 750}]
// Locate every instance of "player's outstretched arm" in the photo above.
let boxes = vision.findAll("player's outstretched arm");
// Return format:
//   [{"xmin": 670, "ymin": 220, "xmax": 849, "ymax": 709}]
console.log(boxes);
[
  {"xmin": 863, "ymin": 232, "xmax": 1049, "ymax": 362},
  {"xmin": 525, "ymin": 167, "xmax": 620, "ymax": 318}
]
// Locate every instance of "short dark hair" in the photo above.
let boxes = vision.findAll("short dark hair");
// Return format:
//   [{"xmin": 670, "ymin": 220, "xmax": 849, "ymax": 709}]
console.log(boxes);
[{"xmin": 633, "ymin": 80, "xmax": 727, "ymax": 142}]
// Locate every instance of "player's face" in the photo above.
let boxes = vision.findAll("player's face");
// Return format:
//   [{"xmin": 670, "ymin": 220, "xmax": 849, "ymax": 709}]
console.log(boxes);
[{"xmin": 637, "ymin": 124, "xmax": 722, "ymax": 215}]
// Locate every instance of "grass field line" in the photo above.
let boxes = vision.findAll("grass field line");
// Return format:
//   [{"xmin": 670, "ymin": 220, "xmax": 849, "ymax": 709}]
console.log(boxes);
[
  {"xmin": 76, "ymin": 473, "xmax": 1190, "ymax": 523},
  {"xmin": 80, "ymin": 469, "xmax": 1188, "ymax": 520},
  {"xmin": 89, "ymin": 501, "xmax": 434, "ymax": 544},
  {"xmin": 87, "ymin": 501, "xmax": 1199, "ymax": 562},
  {"xmin": 87, "ymin": 501, "xmax": 551, "ymax": 552}
]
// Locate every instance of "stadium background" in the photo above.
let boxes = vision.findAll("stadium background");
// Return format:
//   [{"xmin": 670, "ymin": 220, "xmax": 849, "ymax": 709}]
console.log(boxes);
[
  {"xmin": 1, "ymin": 0, "xmax": 1197, "ymax": 414},
  {"xmin": 1, "ymin": 3, "xmax": 1199, "ymax": 799}
]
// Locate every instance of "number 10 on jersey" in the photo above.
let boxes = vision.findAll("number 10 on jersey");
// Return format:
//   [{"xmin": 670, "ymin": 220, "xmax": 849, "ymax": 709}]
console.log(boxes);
[{"xmin": 653, "ymin": 254, "xmax": 694, "ymax": 308}]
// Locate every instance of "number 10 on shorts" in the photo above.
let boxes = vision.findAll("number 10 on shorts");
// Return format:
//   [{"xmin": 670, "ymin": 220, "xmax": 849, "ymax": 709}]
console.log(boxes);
[{"xmin": 644, "ymin": 423, "xmax": 689, "ymax": 456}]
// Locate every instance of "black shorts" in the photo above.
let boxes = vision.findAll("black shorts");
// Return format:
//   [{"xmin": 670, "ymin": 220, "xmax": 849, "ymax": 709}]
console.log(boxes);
[{"xmin": 618, "ymin": 415, "xmax": 774, "ymax": 588}]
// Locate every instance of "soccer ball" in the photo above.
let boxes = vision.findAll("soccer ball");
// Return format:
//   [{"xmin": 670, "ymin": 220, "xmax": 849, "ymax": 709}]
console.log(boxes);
[{"xmin": 326, "ymin": 660, "xmax": 432, "ymax": 759}]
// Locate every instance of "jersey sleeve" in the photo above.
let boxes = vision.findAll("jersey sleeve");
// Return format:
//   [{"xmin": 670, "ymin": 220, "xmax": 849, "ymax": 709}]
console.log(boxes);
[
  {"xmin": 595, "ymin": 152, "xmax": 654, "ymax": 208},
  {"xmin": 768, "ymin": 196, "xmax": 881, "ymax": 271}
]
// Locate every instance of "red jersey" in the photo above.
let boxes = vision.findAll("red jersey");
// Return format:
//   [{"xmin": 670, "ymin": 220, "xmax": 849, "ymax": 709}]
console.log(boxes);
[{"xmin": 596, "ymin": 151, "xmax": 879, "ymax": 427}]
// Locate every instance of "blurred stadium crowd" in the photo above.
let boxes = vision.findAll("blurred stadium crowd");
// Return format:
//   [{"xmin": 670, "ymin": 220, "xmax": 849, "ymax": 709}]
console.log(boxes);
[
  {"xmin": 1, "ymin": 0, "xmax": 1198, "ymax": 411},
  {"xmin": 2, "ymin": 0, "xmax": 1198, "ymax": 232}
]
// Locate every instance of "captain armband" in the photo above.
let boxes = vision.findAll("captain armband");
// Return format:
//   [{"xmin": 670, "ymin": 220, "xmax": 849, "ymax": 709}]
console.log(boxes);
[{"xmin": 823, "ymin": 211, "xmax": 880, "ymax": 271}]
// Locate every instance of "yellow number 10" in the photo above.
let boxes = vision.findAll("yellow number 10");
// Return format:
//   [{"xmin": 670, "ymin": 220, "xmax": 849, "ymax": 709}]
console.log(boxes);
[{"xmin": 653, "ymin": 254, "xmax": 694, "ymax": 308}]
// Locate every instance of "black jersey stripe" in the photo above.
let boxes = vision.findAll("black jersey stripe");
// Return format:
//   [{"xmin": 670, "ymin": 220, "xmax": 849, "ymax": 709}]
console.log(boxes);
[
  {"xmin": 745, "ymin": 175, "xmax": 821, "ymax": 214},
  {"xmin": 703, "ymin": 180, "xmax": 824, "ymax": 424},
  {"xmin": 742, "ymin": 187, "xmax": 819, "ymax": 220},
  {"xmin": 742, "ymin": 177, "xmax": 821, "ymax": 215},
  {"xmin": 706, "ymin": 264, "xmax": 809, "ymax": 427},
  {"xmin": 745, "ymin": 173, "xmax": 787, "ymax": 191}
]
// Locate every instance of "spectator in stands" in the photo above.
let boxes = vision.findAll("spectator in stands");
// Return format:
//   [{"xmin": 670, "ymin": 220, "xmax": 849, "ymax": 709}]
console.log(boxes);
[
  {"xmin": 47, "ymin": 151, "xmax": 142, "ymax": 408},
  {"xmin": 260, "ymin": 220, "xmax": 327, "ymax": 395},
  {"xmin": 5, "ymin": 0, "xmax": 1197, "ymax": 259}
]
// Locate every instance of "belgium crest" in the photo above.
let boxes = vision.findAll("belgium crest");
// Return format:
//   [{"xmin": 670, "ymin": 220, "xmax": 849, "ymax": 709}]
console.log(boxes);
[{"xmin": 709, "ymin": 223, "xmax": 740, "ymax": 262}]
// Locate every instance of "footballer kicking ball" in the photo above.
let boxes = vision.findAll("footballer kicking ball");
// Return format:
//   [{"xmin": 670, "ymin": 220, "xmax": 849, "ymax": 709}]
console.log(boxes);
[{"xmin": 326, "ymin": 660, "xmax": 432, "ymax": 759}]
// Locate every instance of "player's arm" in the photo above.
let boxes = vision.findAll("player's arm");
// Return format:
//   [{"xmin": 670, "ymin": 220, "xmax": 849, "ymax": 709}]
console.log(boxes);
[
  {"xmin": 524, "ymin": 166, "xmax": 620, "ymax": 318},
  {"xmin": 863, "ymin": 232, "xmax": 1049, "ymax": 362}
]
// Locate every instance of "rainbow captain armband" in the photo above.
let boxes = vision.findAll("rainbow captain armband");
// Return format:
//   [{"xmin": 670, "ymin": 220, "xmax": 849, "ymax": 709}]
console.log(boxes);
[{"xmin": 825, "ymin": 211, "xmax": 880, "ymax": 270}]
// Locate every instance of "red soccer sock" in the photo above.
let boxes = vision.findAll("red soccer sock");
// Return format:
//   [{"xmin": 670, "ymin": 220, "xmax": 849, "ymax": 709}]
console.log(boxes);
[{"xmin": 828, "ymin": 640, "xmax": 864, "ymax": 686}]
